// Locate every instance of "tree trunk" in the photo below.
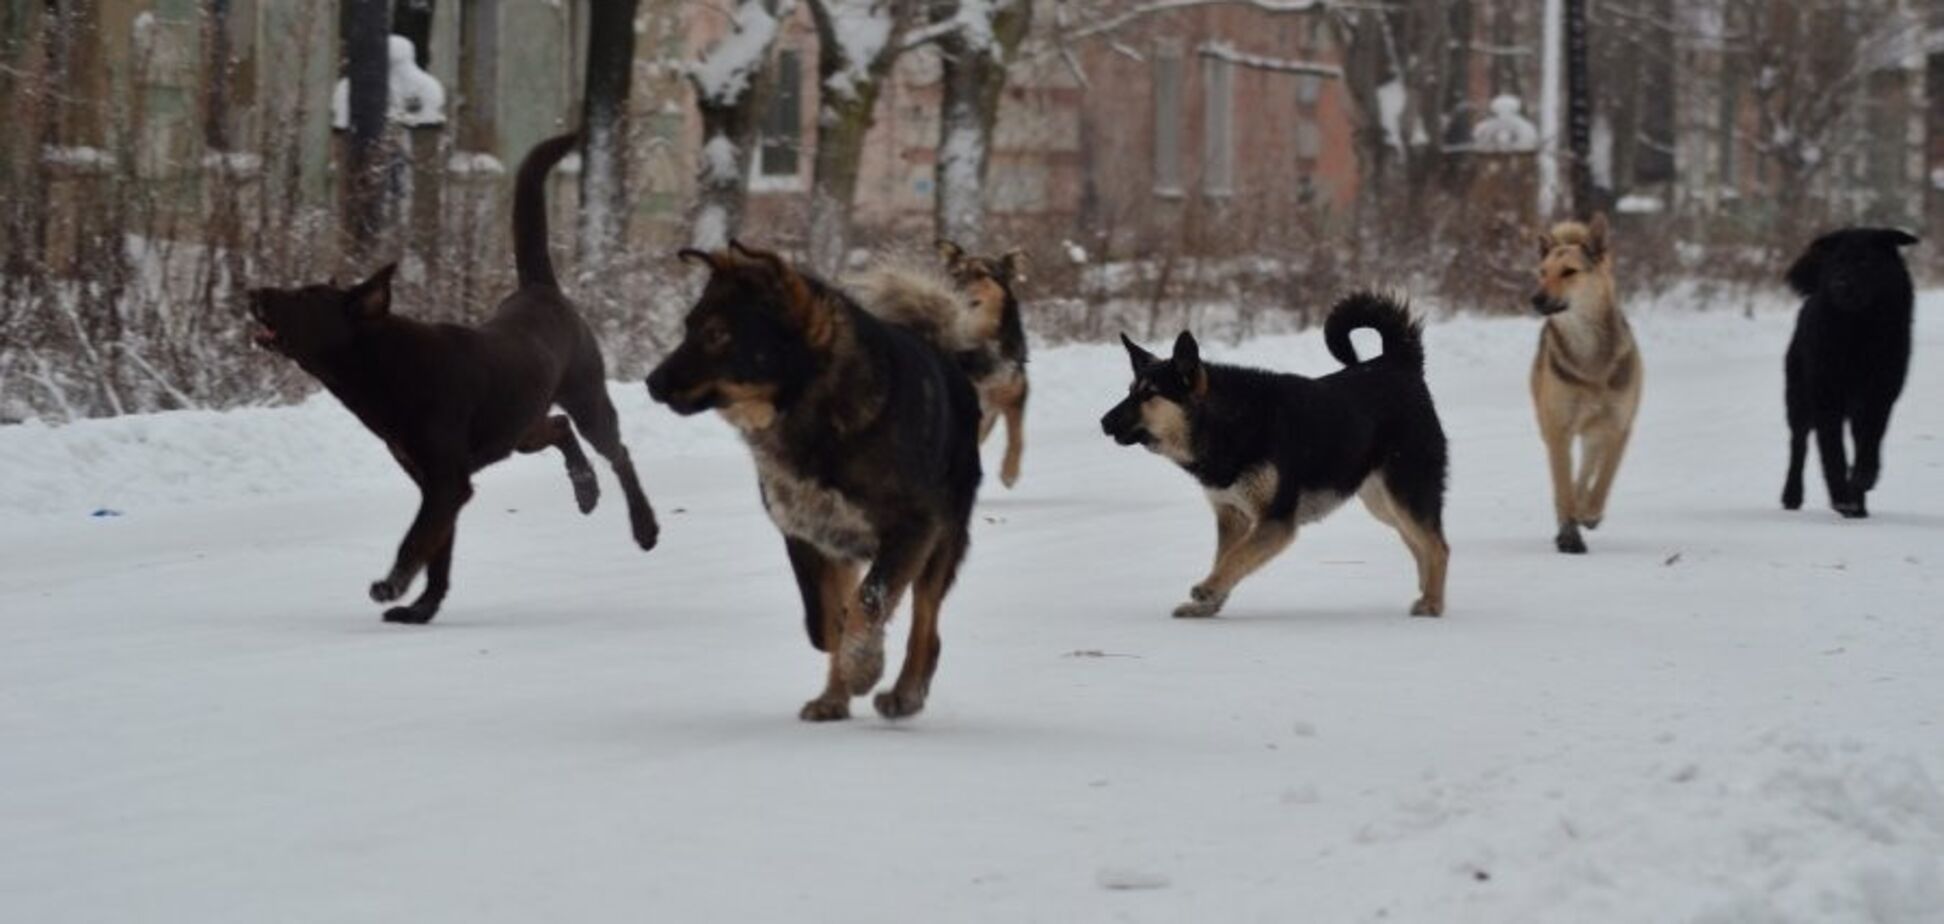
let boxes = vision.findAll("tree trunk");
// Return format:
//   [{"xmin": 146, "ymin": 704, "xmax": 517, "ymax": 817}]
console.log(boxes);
[
  {"xmin": 1565, "ymin": 0, "xmax": 1595, "ymax": 215},
  {"xmin": 342, "ymin": 0, "xmax": 389, "ymax": 267},
  {"xmin": 579, "ymin": 0, "xmax": 638, "ymax": 273},
  {"xmin": 933, "ymin": 0, "xmax": 1032, "ymax": 249},
  {"xmin": 392, "ymin": 0, "xmax": 433, "ymax": 68},
  {"xmin": 203, "ymin": 0, "xmax": 232, "ymax": 150},
  {"xmin": 687, "ymin": 0, "xmax": 790, "ymax": 250},
  {"xmin": 805, "ymin": 0, "xmax": 909, "ymax": 276}
]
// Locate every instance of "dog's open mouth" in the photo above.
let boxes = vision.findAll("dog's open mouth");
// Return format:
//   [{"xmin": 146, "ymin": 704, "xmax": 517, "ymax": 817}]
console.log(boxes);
[{"xmin": 251, "ymin": 324, "xmax": 279, "ymax": 347}]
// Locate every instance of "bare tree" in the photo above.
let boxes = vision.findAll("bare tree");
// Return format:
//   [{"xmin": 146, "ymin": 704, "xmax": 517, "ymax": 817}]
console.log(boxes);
[
  {"xmin": 688, "ymin": 0, "xmax": 795, "ymax": 249},
  {"xmin": 580, "ymin": 0, "xmax": 639, "ymax": 273},
  {"xmin": 392, "ymin": 0, "xmax": 434, "ymax": 68},
  {"xmin": 804, "ymin": 0, "xmax": 916, "ymax": 274},
  {"xmin": 927, "ymin": 0, "xmax": 1034, "ymax": 249},
  {"xmin": 341, "ymin": 0, "xmax": 389, "ymax": 266},
  {"xmin": 1564, "ymin": 0, "xmax": 1594, "ymax": 213}
]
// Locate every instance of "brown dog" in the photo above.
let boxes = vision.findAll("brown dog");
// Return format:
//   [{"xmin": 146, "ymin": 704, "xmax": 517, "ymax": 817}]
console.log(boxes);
[
  {"xmin": 248, "ymin": 133, "xmax": 659, "ymax": 622},
  {"xmin": 1529, "ymin": 213, "xmax": 1643, "ymax": 554},
  {"xmin": 936, "ymin": 240, "xmax": 1029, "ymax": 488}
]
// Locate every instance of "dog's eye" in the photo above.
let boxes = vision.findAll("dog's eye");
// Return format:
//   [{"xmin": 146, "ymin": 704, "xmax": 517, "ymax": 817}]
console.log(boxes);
[
  {"xmin": 1562, "ymin": 268, "xmax": 1579, "ymax": 278},
  {"xmin": 703, "ymin": 327, "xmax": 731, "ymax": 351}
]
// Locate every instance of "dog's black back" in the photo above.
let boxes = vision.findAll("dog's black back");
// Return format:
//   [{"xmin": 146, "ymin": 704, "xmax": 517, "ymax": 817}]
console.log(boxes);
[{"xmin": 1781, "ymin": 227, "xmax": 1918, "ymax": 517}]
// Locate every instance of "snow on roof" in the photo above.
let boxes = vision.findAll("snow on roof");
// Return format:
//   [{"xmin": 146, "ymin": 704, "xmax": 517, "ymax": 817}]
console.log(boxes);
[{"xmin": 330, "ymin": 35, "xmax": 447, "ymax": 130}]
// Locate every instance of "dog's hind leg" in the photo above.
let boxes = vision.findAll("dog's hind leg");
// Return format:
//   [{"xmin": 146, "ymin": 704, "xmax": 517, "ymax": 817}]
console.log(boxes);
[
  {"xmin": 1176, "ymin": 517, "xmax": 1294, "ymax": 618},
  {"xmin": 561, "ymin": 388, "xmax": 660, "ymax": 549},
  {"xmin": 384, "ymin": 533, "xmax": 454, "ymax": 625},
  {"xmin": 1360, "ymin": 476, "xmax": 1447, "ymax": 616},
  {"xmin": 876, "ymin": 535, "xmax": 964, "ymax": 720},
  {"xmin": 517, "ymin": 414, "xmax": 598, "ymax": 514},
  {"xmin": 999, "ymin": 387, "xmax": 1026, "ymax": 488},
  {"xmin": 1542, "ymin": 424, "xmax": 1586, "ymax": 553}
]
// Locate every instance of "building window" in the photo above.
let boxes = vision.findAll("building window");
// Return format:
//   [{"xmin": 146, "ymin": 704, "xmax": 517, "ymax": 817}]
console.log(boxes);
[
  {"xmin": 1202, "ymin": 55, "xmax": 1234, "ymax": 195},
  {"xmin": 754, "ymin": 48, "xmax": 803, "ymax": 188},
  {"xmin": 1153, "ymin": 47, "xmax": 1183, "ymax": 195},
  {"xmin": 1295, "ymin": 119, "xmax": 1322, "ymax": 161}
]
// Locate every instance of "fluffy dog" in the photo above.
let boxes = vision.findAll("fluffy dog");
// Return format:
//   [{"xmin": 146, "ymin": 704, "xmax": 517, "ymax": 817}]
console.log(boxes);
[
  {"xmin": 248, "ymin": 133, "xmax": 659, "ymax": 623},
  {"xmin": 646, "ymin": 242, "xmax": 981, "ymax": 721},
  {"xmin": 1101, "ymin": 293, "xmax": 1450, "ymax": 618},
  {"xmin": 1781, "ymin": 227, "xmax": 1919, "ymax": 518},
  {"xmin": 935, "ymin": 240, "xmax": 1030, "ymax": 488},
  {"xmin": 1530, "ymin": 213, "xmax": 1642, "ymax": 554}
]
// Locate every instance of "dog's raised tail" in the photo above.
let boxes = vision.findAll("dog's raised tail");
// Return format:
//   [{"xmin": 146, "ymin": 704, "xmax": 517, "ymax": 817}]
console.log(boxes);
[
  {"xmin": 1324, "ymin": 291, "xmax": 1425, "ymax": 374},
  {"xmin": 512, "ymin": 131, "xmax": 581, "ymax": 290},
  {"xmin": 847, "ymin": 263, "xmax": 979, "ymax": 355}
]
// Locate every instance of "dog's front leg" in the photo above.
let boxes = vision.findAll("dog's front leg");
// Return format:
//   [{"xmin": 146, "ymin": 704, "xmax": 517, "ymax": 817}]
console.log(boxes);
[
  {"xmin": 371, "ymin": 470, "xmax": 474, "ymax": 615},
  {"xmin": 837, "ymin": 527, "xmax": 938, "ymax": 698},
  {"xmin": 1813, "ymin": 403, "xmax": 1862, "ymax": 517},
  {"xmin": 1542, "ymin": 424, "xmax": 1585, "ymax": 553},
  {"xmin": 1176, "ymin": 517, "xmax": 1294, "ymax": 618}
]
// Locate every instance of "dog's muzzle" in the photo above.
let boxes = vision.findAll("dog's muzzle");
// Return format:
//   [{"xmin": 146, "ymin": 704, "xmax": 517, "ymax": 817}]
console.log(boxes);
[
  {"xmin": 1530, "ymin": 293, "xmax": 1568, "ymax": 316},
  {"xmin": 1100, "ymin": 405, "xmax": 1146, "ymax": 447}
]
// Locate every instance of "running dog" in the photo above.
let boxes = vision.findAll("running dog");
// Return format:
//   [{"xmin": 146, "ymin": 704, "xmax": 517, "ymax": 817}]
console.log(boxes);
[
  {"xmin": 1781, "ymin": 227, "xmax": 1919, "ymax": 518},
  {"xmin": 1530, "ymin": 213, "xmax": 1642, "ymax": 554},
  {"xmin": 1100, "ymin": 293, "xmax": 1450, "ymax": 618},
  {"xmin": 647, "ymin": 242, "xmax": 981, "ymax": 722},
  {"xmin": 935, "ymin": 240, "xmax": 1030, "ymax": 488},
  {"xmin": 247, "ymin": 132, "xmax": 660, "ymax": 624}
]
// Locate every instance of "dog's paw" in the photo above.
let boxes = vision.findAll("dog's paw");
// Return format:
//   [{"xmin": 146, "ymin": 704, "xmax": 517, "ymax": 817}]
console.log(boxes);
[
  {"xmin": 1554, "ymin": 528, "xmax": 1588, "ymax": 555},
  {"xmin": 1781, "ymin": 485, "xmax": 1804, "ymax": 510},
  {"xmin": 840, "ymin": 627, "xmax": 886, "ymax": 696},
  {"xmin": 1579, "ymin": 516, "xmax": 1603, "ymax": 531},
  {"xmin": 799, "ymin": 697, "xmax": 851, "ymax": 722},
  {"xmin": 1172, "ymin": 598, "xmax": 1223, "ymax": 619},
  {"xmin": 1000, "ymin": 465, "xmax": 1020, "ymax": 489},
  {"xmin": 1410, "ymin": 598, "xmax": 1443, "ymax": 617},
  {"xmin": 873, "ymin": 689, "xmax": 927, "ymax": 720},
  {"xmin": 382, "ymin": 605, "xmax": 435, "ymax": 625},
  {"xmin": 1833, "ymin": 500, "xmax": 1869, "ymax": 519},
  {"xmin": 631, "ymin": 514, "xmax": 660, "ymax": 552},
  {"xmin": 571, "ymin": 470, "xmax": 599, "ymax": 514},
  {"xmin": 369, "ymin": 577, "xmax": 408, "ymax": 603}
]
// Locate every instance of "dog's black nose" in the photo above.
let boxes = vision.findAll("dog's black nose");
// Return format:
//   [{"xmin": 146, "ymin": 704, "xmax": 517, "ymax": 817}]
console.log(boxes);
[{"xmin": 645, "ymin": 368, "xmax": 668, "ymax": 402}]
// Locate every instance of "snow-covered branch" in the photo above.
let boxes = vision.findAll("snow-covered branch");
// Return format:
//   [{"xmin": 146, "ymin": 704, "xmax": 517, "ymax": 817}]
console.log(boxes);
[
  {"xmin": 1196, "ymin": 41, "xmax": 1341, "ymax": 78},
  {"xmin": 687, "ymin": 0, "xmax": 794, "ymax": 104},
  {"xmin": 1065, "ymin": 0, "xmax": 1369, "ymax": 43}
]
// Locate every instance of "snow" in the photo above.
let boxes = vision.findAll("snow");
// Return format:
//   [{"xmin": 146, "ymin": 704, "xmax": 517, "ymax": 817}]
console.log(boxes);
[
  {"xmin": 40, "ymin": 145, "xmax": 116, "ymax": 172},
  {"xmin": 446, "ymin": 151, "xmax": 505, "ymax": 176},
  {"xmin": 818, "ymin": 0, "xmax": 895, "ymax": 101},
  {"xmin": 4, "ymin": 298, "xmax": 1944, "ymax": 921},
  {"xmin": 1472, "ymin": 95, "xmax": 1539, "ymax": 153},
  {"xmin": 689, "ymin": 1, "xmax": 788, "ymax": 104},
  {"xmin": 330, "ymin": 35, "xmax": 447, "ymax": 129},
  {"xmin": 1617, "ymin": 193, "xmax": 1666, "ymax": 214}
]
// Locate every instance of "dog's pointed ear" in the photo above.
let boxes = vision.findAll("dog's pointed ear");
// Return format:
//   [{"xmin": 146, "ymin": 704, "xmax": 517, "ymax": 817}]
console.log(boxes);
[
  {"xmin": 1535, "ymin": 230, "xmax": 1556, "ymax": 258},
  {"xmin": 346, "ymin": 263, "xmax": 395, "ymax": 319},
  {"xmin": 676, "ymin": 248, "xmax": 722, "ymax": 270},
  {"xmin": 936, "ymin": 238, "xmax": 966, "ymax": 267},
  {"xmin": 1585, "ymin": 212, "xmax": 1610, "ymax": 262},
  {"xmin": 731, "ymin": 244, "xmax": 831, "ymax": 349},
  {"xmin": 1172, "ymin": 330, "xmax": 1206, "ymax": 394},
  {"xmin": 1878, "ymin": 228, "xmax": 1920, "ymax": 248},
  {"xmin": 1121, "ymin": 332, "xmax": 1156, "ymax": 374},
  {"xmin": 999, "ymin": 248, "xmax": 1030, "ymax": 284}
]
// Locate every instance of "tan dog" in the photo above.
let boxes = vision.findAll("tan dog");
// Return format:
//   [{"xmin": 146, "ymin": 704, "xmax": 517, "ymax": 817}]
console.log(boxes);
[
  {"xmin": 936, "ymin": 241, "xmax": 1029, "ymax": 488},
  {"xmin": 1529, "ymin": 213, "xmax": 1642, "ymax": 554}
]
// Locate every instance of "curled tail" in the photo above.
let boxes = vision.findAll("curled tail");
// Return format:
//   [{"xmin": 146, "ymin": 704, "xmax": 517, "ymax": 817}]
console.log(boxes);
[
  {"xmin": 1323, "ymin": 290, "xmax": 1425, "ymax": 374},
  {"xmin": 512, "ymin": 131, "xmax": 581, "ymax": 290},
  {"xmin": 845, "ymin": 263, "xmax": 979, "ymax": 355}
]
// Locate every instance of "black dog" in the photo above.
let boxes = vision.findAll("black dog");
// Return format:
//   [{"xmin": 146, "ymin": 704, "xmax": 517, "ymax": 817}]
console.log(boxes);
[
  {"xmin": 646, "ymin": 242, "xmax": 981, "ymax": 722},
  {"xmin": 248, "ymin": 132, "xmax": 659, "ymax": 623},
  {"xmin": 1782, "ymin": 228, "xmax": 1919, "ymax": 518},
  {"xmin": 1101, "ymin": 293, "xmax": 1450, "ymax": 617}
]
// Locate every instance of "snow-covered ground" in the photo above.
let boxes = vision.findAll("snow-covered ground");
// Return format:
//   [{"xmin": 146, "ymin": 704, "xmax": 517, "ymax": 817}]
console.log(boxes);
[{"xmin": 3, "ymin": 297, "xmax": 1942, "ymax": 922}]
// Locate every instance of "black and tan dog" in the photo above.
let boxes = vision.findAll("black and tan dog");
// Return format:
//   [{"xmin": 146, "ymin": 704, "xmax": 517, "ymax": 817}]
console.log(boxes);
[
  {"xmin": 647, "ymin": 241, "xmax": 981, "ymax": 721},
  {"xmin": 1530, "ymin": 213, "xmax": 1642, "ymax": 554},
  {"xmin": 935, "ymin": 240, "xmax": 1030, "ymax": 488},
  {"xmin": 248, "ymin": 132, "xmax": 659, "ymax": 623},
  {"xmin": 1782, "ymin": 227, "xmax": 1919, "ymax": 518},
  {"xmin": 1101, "ymin": 293, "xmax": 1450, "ymax": 618}
]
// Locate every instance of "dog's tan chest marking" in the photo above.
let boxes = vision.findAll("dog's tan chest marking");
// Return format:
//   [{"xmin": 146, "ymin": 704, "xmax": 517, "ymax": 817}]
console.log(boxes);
[{"xmin": 753, "ymin": 454, "xmax": 877, "ymax": 561}]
